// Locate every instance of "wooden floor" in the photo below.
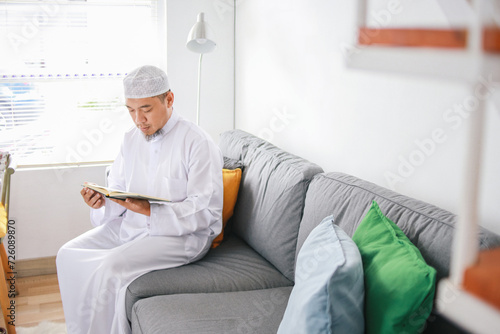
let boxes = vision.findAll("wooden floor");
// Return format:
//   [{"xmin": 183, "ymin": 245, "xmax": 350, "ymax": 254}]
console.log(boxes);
[{"xmin": 0, "ymin": 274, "xmax": 65, "ymax": 328}]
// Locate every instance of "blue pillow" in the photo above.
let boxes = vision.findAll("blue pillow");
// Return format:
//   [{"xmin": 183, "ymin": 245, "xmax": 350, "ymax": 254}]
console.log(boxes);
[{"xmin": 278, "ymin": 216, "xmax": 365, "ymax": 334}]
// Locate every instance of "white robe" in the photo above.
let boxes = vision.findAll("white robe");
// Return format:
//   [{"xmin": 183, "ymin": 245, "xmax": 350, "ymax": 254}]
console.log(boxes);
[{"xmin": 56, "ymin": 110, "xmax": 223, "ymax": 334}]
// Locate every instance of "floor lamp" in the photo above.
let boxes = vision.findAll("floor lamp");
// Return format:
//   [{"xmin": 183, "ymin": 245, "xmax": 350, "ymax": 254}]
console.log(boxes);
[{"xmin": 186, "ymin": 12, "xmax": 216, "ymax": 126}]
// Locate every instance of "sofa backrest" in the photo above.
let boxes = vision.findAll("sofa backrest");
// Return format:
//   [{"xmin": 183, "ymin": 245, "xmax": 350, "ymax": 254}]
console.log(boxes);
[
  {"xmin": 219, "ymin": 130, "xmax": 323, "ymax": 281},
  {"xmin": 297, "ymin": 172, "xmax": 500, "ymax": 282}
]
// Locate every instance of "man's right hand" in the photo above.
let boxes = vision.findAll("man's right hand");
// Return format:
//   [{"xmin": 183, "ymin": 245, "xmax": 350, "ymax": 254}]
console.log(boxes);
[{"xmin": 81, "ymin": 187, "xmax": 105, "ymax": 209}]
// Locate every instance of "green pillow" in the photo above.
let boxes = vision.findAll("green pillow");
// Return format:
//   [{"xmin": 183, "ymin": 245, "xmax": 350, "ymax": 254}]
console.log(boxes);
[{"xmin": 353, "ymin": 201, "xmax": 436, "ymax": 334}]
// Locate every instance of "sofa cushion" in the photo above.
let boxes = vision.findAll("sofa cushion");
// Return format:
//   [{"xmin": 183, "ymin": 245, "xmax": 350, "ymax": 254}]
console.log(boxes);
[
  {"xmin": 278, "ymin": 216, "xmax": 364, "ymax": 334},
  {"xmin": 223, "ymin": 156, "xmax": 245, "ymax": 170},
  {"xmin": 126, "ymin": 235, "xmax": 292, "ymax": 320},
  {"xmin": 353, "ymin": 201, "xmax": 436, "ymax": 334},
  {"xmin": 219, "ymin": 130, "xmax": 261, "ymax": 162},
  {"xmin": 219, "ymin": 130, "xmax": 323, "ymax": 281},
  {"xmin": 131, "ymin": 287, "xmax": 292, "ymax": 334},
  {"xmin": 297, "ymin": 172, "xmax": 500, "ymax": 282}
]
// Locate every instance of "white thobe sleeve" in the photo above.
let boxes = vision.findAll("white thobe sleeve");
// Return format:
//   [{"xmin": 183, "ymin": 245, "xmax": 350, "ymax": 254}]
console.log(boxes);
[
  {"xmin": 89, "ymin": 146, "xmax": 127, "ymax": 227},
  {"xmin": 148, "ymin": 139, "xmax": 223, "ymax": 236}
]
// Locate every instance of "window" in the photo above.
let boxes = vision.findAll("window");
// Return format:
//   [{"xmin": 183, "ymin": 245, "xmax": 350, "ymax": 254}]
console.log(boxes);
[{"xmin": 0, "ymin": 0, "xmax": 167, "ymax": 166}]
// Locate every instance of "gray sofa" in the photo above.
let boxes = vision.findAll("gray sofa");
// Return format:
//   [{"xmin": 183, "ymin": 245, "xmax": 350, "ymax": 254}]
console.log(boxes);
[{"xmin": 127, "ymin": 129, "xmax": 500, "ymax": 333}]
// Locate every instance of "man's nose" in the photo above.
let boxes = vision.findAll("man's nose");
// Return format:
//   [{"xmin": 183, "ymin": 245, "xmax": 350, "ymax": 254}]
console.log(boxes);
[{"xmin": 135, "ymin": 111, "xmax": 146, "ymax": 123}]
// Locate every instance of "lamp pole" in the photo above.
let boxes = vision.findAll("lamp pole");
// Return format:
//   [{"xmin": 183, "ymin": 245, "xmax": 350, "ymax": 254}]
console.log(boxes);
[
  {"xmin": 186, "ymin": 12, "xmax": 216, "ymax": 126},
  {"xmin": 197, "ymin": 53, "xmax": 203, "ymax": 125}
]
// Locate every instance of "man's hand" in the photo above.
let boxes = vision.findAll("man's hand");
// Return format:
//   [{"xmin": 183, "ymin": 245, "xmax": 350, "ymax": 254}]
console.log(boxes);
[
  {"xmin": 81, "ymin": 187, "xmax": 105, "ymax": 209},
  {"xmin": 110, "ymin": 198, "xmax": 151, "ymax": 217}
]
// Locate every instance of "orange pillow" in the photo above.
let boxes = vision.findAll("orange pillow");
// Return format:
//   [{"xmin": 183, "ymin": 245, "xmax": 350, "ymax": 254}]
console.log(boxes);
[{"xmin": 211, "ymin": 168, "xmax": 242, "ymax": 248}]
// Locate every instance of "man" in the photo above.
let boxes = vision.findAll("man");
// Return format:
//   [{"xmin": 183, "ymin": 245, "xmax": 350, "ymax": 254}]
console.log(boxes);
[{"xmin": 56, "ymin": 65, "xmax": 223, "ymax": 334}]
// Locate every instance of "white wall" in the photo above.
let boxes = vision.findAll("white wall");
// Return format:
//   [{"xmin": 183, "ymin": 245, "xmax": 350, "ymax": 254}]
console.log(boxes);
[
  {"xmin": 235, "ymin": 0, "xmax": 500, "ymax": 234},
  {"xmin": 10, "ymin": 165, "xmax": 108, "ymax": 259},
  {"xmin": 10, "ymin": 0, "xmax": 235, "ymax": 260}
]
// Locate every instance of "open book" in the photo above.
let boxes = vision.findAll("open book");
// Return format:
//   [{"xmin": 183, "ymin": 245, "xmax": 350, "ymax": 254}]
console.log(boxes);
[{"xmin": 82, "ymin": 183, "xmax": 171, "ymax": 202}]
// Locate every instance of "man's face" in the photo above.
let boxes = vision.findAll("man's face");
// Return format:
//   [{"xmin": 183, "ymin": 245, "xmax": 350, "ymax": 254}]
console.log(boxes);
[{"xmin": 126, "ymin": 94, "xmax": 171, "ymax": 139}]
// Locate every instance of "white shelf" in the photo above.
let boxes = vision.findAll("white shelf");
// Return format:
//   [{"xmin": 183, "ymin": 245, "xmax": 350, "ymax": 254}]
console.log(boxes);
[
  {"xmin": 345, "ymin": 42, "xmax": 500, "ymax": 83},
  {"xmin": 437, "ymin": 279, "xmax": 500, "ymax": 334},
  {"xmin": 350, "ymin": 1, "xmax": 500, "ymax": 333},
  {"xmin": 346, "ymin": 46, "xmax": 481, "ymax": 82}
]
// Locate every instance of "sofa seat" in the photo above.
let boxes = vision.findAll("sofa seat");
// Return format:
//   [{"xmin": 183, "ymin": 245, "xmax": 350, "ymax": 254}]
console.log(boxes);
[
  {"xmin": 126, "ymin": 234, "xmax": 293, "ymax": 320},
  {"xmin": 131, "ymin": 287, "xmax": 293, "ymax": 334}
]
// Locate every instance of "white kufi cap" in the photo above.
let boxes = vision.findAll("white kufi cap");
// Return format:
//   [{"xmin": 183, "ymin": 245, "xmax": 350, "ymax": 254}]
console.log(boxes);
[{"xmin": 123, "ymin": 65, "xmax": 170, "ymax": 99}]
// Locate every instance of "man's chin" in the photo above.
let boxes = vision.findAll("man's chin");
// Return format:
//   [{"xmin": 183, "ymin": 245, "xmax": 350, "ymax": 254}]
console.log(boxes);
[{"xmin": 143, "ymin": 128, "xmax": 164, "ymax": 142}]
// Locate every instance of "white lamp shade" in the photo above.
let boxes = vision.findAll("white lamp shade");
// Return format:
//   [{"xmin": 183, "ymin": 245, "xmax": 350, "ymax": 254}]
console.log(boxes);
[{"xmin": 186, "ymin": 12, "xmax": 216, "ymax": 54}]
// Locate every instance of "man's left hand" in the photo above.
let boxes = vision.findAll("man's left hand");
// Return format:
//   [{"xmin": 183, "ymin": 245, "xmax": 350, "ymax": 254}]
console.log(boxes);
[{"xmin": 110, "ymin": 198, "xmax": 151, "ymax": 216}]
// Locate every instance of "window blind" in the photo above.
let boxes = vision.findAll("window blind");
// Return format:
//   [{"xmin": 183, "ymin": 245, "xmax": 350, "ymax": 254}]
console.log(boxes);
[{"xmin": 0, "ymin": 0, "xmax": 167, "ymax": 166}]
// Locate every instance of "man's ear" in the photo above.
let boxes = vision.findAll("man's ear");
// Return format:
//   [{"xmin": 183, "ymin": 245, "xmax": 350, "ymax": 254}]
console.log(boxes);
[{"xmin": 166, "ymin": 91, "xmax": 174, "ymax": 108}]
